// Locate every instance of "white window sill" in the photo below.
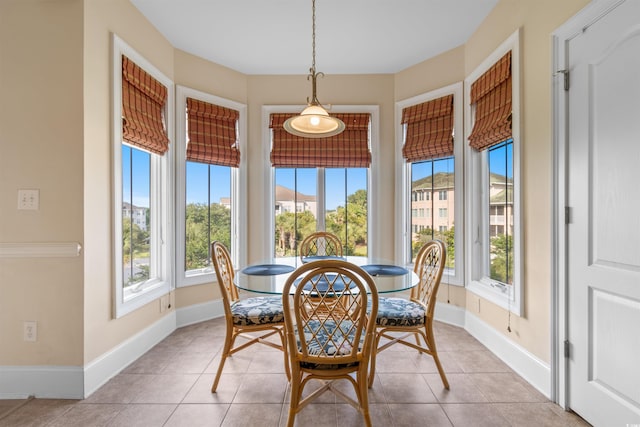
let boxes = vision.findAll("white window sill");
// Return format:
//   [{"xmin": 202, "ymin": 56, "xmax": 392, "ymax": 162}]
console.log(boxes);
[
  {"xmin": 117, "ymin": 279, "xmax": 170, "ymax": 318},
  {"xmin": 178, "ymin": 269, "xmax": 215, "ymax": 287}
]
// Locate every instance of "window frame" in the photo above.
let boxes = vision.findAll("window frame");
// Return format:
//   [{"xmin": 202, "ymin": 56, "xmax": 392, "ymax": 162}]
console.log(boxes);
[
  {"xmin": 175, "ymin": 85, "xmax": 247, "ymax": 287},
  {"xmin": 395, "ymin": 82, "xmax": 464, "ymax": 285},
  {"xmin": 262, "ymin": 105, "xmax": 380, "ymax": 259},
  {"xmin": 464, "ymin": 29, "xmax": 523, "ymax": 315},
  {"xmin": 112, "ymin": 34, "xmax": 174, "ymax": 318}
]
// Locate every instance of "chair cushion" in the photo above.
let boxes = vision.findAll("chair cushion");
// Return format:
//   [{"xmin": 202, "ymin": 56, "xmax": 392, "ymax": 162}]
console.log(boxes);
[
  {"xmin": 375, "ymin": 297, "xmax": 425, "ymax": 327},
  {"xmin": 296, "ymin": 319, "xmax": 363, "ymax": 370},
  {"xmin": 231, "ymin": 296, "xmax": 284, "ymax": 326}
]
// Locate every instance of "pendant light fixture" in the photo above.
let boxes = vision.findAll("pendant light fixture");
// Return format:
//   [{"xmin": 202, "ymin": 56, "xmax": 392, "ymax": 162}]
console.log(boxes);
[{"xmin": 284, "ymin": 0, "xmax": 345, "ymax": 138}]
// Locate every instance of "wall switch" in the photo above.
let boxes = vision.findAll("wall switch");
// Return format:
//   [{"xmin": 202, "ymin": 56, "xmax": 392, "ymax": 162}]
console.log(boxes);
[
  {"xmin": 24, "ymin": 321, "xmax": 37, "ymax": 342},
  {"xmin": 18, "ymin": 189, "xmax": 39, "ymax": 210}
]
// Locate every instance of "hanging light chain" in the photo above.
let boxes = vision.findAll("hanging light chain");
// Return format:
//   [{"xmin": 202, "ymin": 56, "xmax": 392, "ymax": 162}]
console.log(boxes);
[
  {"xmin": 311, "ymin": 0, "xmax": 316, "ymax": 72},
  {"xmin": 308, "ymin": 0, "xmax": 323, "ymax": 106}
]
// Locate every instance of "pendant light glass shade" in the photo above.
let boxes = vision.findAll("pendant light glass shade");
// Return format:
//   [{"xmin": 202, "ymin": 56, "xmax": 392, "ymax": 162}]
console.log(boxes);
[
  {"xmin": 284, "ymin": 0, "xmax": 345, "ymax": 138},
  {"xmin": 283, "ymin": 103, "xmax": 345, "ymax": 138}
]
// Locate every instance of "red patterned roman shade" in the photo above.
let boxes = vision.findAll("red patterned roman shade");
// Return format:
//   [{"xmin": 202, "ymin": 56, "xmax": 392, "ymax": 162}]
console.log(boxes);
[
  {"xmin": 121, "ymin": 55, "xmax": 169, "ymax": 155},
  {"xmin": 468, "ymin": 51, "xmax": 512, "ymax": 151},
  {"xmin": 270, "ymin": 113, "xmax": 371, "ymax": 168},
  {"xmin": 402, "ymin": 94, "xmax": 454, "ymax": 162},
  {"xmin": 186, "ymin": 98, "xmax": 240, "ymax": 167}
]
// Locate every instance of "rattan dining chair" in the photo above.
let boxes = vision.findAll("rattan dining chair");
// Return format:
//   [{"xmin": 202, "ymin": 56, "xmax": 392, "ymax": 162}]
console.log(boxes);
[
  {"xmin": 282, "ymin": 259, "xmax": 378, "ymax": 427},
  {"xmin": 368, "ymin": 239, "xmax": 449, "ymax": 389},
  {"xmin": 299, "ymin": 231, "xmax": 343, "ymax": 263},
  {"xmin": 210, "ymin": 241, "xmax": 288, "ymax": 392}
]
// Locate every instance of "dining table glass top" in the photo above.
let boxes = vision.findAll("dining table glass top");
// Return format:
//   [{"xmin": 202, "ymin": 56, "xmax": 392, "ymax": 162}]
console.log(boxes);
[{"xmin": 234, "ymin": 256, "xmax": 418, "ymax": 295}]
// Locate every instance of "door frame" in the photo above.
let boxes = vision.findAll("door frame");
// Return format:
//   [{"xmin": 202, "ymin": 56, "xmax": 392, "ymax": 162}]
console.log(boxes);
[{"xmin": 551, "ymin": 0, "xmax": 626, "ymax": 410}]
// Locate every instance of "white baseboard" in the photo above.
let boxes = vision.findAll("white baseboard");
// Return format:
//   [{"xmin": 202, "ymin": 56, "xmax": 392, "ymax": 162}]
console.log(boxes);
[
  {"xmin": 434, "ymin": 301, "xmax": 467, "ymax": 327},
  {"xmin": 175, "ymin": 298, "xmax": 224, "ymax": 328},
  {"xmin": 0, "ymin": 298, "xmax": 550, "ymax": 400},
  {"xmin": 83, "ymin": 311, "xmax": 177, "ymax": 398},
  {"xmin": 464, "ymin": 311, "xmax": 551, "ymax": 398},
  {"xmin": 0, "ymin": 366, "xmax": 84, "ymax": 399}
]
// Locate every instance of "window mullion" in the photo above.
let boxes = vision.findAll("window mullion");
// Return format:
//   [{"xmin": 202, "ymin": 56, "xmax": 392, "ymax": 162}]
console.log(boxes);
[{"xmin": 317, "ymin": 168, "xmax": 326, "ymax": 231}]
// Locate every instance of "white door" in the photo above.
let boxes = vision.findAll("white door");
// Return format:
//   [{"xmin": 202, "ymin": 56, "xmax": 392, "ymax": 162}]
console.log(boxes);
[{"xmin": 567, "ymin": 1, "xmax": 640, "ymax": 425}]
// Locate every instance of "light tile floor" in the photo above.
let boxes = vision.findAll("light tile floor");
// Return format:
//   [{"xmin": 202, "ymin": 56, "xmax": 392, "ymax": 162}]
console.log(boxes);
[{"xmin": 0, "ymin": 318, "xmax": 591, "ymax": 426}]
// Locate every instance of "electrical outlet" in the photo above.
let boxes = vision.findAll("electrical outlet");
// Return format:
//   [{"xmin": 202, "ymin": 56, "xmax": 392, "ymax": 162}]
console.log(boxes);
[
  {"xmin": 18, "ymin": 189, "xmax": 39, "ymax": 210},
  {"xmin": 24, "ymin": 321, "xmax": 37, "ymax": 342}
]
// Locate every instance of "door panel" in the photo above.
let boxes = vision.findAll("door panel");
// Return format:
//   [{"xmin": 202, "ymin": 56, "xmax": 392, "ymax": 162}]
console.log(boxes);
[{"xmin": 567, "ymin": 0, "xmax": 640, "ymax": 424}]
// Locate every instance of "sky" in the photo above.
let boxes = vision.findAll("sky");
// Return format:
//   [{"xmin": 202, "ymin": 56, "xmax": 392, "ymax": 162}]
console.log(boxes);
[
  {"xmin": 124, "ymin": 146, "xmax": 368, "ymax": 210},
  {"xmin": 275, "ymin": 168, "xmax": 367, "ymax": 210},
  {"xmin": 123, "ymin": 141, "xmax": 511, "ymax": 209},
  {"xmin": 122, "ymin": 146, "xmax": 151, "ymax": 208}
]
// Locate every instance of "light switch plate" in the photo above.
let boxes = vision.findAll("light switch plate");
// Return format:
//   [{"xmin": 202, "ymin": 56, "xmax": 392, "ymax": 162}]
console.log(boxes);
[{"xmin": 18, "ymin": 189, "xmax": 39, "ymax": 210}]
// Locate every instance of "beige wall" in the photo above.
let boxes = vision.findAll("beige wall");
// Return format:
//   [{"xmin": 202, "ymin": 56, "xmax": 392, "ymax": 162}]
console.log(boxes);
[
  {"xmin": 1, "ymin": 0, "xmax": 589, "ymax": 380},
  {"xmin": 82, "ymin": 0, "xmax": 179, "ymax": 363},
  {"xmin": 1, "ymin": 0, "xmax": 84, "ymax": 365},
  {"xmin": 394, "ymin": 45, "xmax": 466, "ymax": 101},
  {"xmin": 461, "ymin": 0, "xmax": 589, "ymax": 361}
]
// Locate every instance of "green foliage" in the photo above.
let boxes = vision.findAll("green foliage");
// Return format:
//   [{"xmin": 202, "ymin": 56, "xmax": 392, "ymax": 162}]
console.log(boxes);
[
  {"xmin": 185, "ymin": 203, "xmax": 231, "ymax": 270},
  {"xmin": 122, "ymin": 217, "xmax": 149, "ymax": 265},
  {"xmin": 326, "ymin": 189, "xmax": 368, "ymax": 256},
  {"xmin": 275, "ymin": 210, "xmax": 316, "ymax": 257},
  {"xmin": 122, "ymin": 217, "xmax": 150, "ymax": 285},
  {"xmin": 411, "ymin": 226, "xmax": 455, "ymax": 268},
  {"xmin": 275, "ymin": 189, "xmax": 369, "ymax": 257},
  {"xmin": 490, "ymin": 233, "xmax": 513, "ymax": 284}
]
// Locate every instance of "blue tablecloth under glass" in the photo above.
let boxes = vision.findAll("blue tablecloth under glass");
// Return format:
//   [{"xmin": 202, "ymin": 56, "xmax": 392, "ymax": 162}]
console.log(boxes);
[{"xmin": 235, "ymin": 256, "xmax": 418, "ymax": 295}]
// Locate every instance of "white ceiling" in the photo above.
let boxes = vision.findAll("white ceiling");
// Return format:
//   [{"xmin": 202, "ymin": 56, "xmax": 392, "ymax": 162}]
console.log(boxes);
[{"xmin": 129, "ymin": 0, "xmax": 499, "ymax": 75}]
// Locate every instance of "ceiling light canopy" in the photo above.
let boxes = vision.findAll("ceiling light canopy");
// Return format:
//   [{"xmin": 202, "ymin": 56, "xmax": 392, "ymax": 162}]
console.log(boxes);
[{"xmin": 284, "ymin": 0, "xmax": 345, "ymax": 138}]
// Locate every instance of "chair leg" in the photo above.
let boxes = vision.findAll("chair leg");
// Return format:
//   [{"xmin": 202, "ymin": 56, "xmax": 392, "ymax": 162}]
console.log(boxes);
[
  {"xmin": 286, "ymin": 372, "xmax": 302, "ymax": 427},
  {"xmin": 211, "ymin": 328, "xmax": 235, "ymax": 392},
  {"xmin": 280, "ymin": 329, "xmax": 291, "ymax": 382},
  {"xmin": 425, "ymin": 323, "xmax": 449, "ymax": 390},
  {"xmin": 433, "ymin": 352, "xmax": 450, "ymax": 390},
  {"xmin": 368, "ymin": 331, "xmax": 382, "ymax": 388},
  {"xmin": 358, "ymin": 368, "xmax": 372, "ymax": 427},
  {"xmin": 414, "ymin": 332, "xmax": 422, "ymax": 347}
]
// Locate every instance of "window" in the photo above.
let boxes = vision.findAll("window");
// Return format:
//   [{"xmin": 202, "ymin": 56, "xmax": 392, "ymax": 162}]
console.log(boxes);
[
  {"xmin": 410, "ymin": 159, "xmax": 454, "ymax": 262},
  {"xmin": 175, "ymin": 86, "xmax": 246, "ymax": 286},
  {"xmin": 273, "ymin": 167, "xmax": 368, "ymax": 258},
  {"xmin": 488, "ymin": 140, "xmax": 514, "ymax": 284},
  {"xmin": 266, "ymin": 107, "xmax": 378, "ymax": 260},
  {"xmin": 112, "ymin": 35, "xmax": 173, "ymax": 318},
  {"xmin": 465, "ymin": 29, "xmax": 522, "ymax": 314},
  {"xmin": 397, "ymin": 83, "xmax": 464, "ymax": 285},
  {"xmin": 121, "ymin": 147, "xmax": 151, "ymax": 286}
]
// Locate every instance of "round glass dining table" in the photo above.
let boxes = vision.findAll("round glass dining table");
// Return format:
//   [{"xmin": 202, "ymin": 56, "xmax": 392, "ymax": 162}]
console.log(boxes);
[{"xmin": 234, "ymin": 256, "xmax": 418, "ymax": 295}]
